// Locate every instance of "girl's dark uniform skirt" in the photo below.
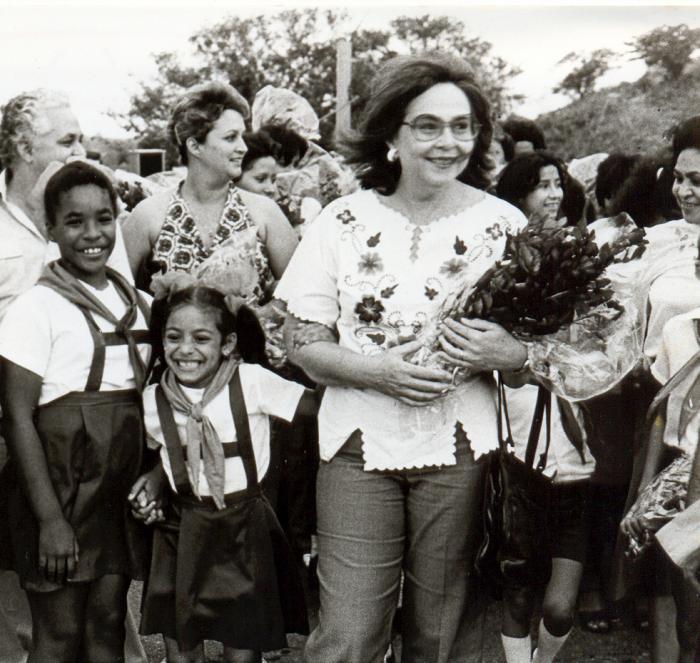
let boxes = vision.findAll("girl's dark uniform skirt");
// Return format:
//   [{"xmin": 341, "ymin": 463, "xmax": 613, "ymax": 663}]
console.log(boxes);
[
  {"xmin": 0, "ymin": 308, "xmax": 150, "ymax": 592},
  {"xmin": 140, "ymin": 370, "xmax": 308, "ymax": 652}
]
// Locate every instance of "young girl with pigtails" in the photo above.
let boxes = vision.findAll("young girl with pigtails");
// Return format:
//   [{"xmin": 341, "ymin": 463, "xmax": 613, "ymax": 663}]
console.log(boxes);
[{"xmin": 130, "ymin": 277, "xmax": 314, "ymax": 663}]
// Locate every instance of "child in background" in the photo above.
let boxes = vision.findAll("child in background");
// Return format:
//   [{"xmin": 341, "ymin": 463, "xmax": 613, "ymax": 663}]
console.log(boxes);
[
  {"xmin": 131, "ymin": 282, "xmax": 312, "ymax": 663},
  {"xmin": 0, "ymin": 161, "xmax": 151, "ymax": 662},
  {"xmin": 492, "ymin": 375, "xmax": 596, "ymax": 663}
]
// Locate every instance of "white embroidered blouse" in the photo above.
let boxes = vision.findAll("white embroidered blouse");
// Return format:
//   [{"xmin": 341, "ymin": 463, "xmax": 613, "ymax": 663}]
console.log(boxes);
[{"xmin": 276, "ymin": 188, "xmax": 527, "ymax": 470}]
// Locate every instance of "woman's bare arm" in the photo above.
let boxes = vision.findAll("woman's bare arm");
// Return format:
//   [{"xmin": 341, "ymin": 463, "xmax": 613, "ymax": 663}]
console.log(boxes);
[
  {"xmin": 240, "ymin": 189, "xmax": 298, "ymax": 279},
  {"xmin": 121, "ymin": 191, "xmax": 170, "ymax": 278}
]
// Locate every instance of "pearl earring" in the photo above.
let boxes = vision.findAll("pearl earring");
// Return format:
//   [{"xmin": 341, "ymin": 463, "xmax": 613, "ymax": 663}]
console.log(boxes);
[{"xmin": 387, "ymin": 146, "xmax": 399, "ymax": 163}]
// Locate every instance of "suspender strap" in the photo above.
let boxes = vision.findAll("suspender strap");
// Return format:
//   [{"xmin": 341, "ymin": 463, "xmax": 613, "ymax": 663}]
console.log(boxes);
[
  {"xmin": 155, "ymin": 385, "xmax": 194, "ymax": 496},
  {"xmin": 78, "ymin": 308, "xmax": 150, "ymax": 392},
  {"xmin": 228, "ymin": 369, "xmax": 259, "ymax": 488},
  {"xmin": 80, "ymin": 308, "xmax": 107, "ymax": 392}
]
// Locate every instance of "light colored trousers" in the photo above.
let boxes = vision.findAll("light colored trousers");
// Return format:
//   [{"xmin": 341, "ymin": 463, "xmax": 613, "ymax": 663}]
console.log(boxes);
[{"xmin": 304, "ymin": 429, "xmax": 488, "ymax": 663}]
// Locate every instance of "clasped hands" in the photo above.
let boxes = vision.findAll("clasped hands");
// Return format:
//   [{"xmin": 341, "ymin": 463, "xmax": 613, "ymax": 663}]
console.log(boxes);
[{"xmin": 373, "ymin": 318, "xmax": 527, "ymax": 407}]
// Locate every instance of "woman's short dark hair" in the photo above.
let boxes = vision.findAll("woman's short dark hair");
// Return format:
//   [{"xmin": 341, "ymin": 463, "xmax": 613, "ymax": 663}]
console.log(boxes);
[
  {"xmin": 44, "ymin": 161, "xmax": 117, "ymax": 226},
  {"xmin": 260, "ymin": 123, "xmax": 309, "ymax": 167},
  {"xmin": 499, "ymin": 131, "xmax": 516, "ymax": 162},
  {"xmin": 608, "ymin": 155, "xmax": 680, "ymax": 226},
  {"xmin": 241, "ymin": 130, "xmax": 277, "ymax": 172},
  {"xmin": 595, "ymin": 153, "xmax": 641, "ymax": 208},
  {"xmin": 168, "ymin": 82, "xmax": 250, "ymax": 166},
  {"xmin": 672, "ymin": 115, "xmax": 700, "ymax": 168},
  {"xmin": 149, "ymin": 285, "xmax": 268, "ymax": 372},
  {"xmin": 502, "ymin": 116, "xmax": 547, "ymax": 151},
  {"xmin": 341, "ymin": 52, "xmax": 493, "ymax": 193}
]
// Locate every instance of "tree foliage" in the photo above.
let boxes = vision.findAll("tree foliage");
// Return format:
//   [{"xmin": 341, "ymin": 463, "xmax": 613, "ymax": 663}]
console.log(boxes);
[
  {"xmin": 118, "ymin": 9, "xmax": 521, "ymax": 156},
  {"xmin": 553, "ymin": 49, "xmax": 615, "ymax": 99},
  {"xmin": 627, "ymin": 23, "xmax": 700, "ymax": 81}
]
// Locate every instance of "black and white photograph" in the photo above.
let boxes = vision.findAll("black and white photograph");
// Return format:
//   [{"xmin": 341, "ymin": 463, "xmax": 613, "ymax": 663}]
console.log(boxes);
[{"xmin": 1, "ymin": 1, "xmax": 700, "ymax": 661}]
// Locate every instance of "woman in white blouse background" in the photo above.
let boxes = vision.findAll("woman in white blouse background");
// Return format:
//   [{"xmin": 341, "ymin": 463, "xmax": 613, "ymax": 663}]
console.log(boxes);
[{"xmin": 277, "ymin": 53, "xmax": 529, "ymax": 663}]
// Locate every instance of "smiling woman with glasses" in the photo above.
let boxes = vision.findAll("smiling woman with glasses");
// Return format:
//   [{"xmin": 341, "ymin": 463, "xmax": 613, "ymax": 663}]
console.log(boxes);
[
  {"xmin": 402, "ymin": 115, "xmax": 482, "ymax": 142},
  {"xmin": 276, "ymin": 52, "xmax": 530, "ymax": 663}
]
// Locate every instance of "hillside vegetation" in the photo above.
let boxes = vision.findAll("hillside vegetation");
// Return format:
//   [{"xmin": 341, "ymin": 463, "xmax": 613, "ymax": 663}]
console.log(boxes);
[{"xmin": 536, "ymin": 64, "xmax": 700, "ymax": 161}]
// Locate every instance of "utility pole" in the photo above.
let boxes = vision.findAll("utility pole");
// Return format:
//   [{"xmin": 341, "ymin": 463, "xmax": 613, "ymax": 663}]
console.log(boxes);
[{"xmin": 335, "ymin": 36, "xmax": 352, "ymax": 140}]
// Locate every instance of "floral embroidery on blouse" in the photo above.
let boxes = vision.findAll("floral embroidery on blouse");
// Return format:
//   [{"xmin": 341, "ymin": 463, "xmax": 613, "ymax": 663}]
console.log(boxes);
[
  {"xmin": 485, "ymin": 223, "xmax": 504, "ymax": 240},
  {"xmin": 439, "ymin": 257, "xmax": 467, "ymax": 277},
  {"xmin": 317, "ymin": 195, "xmax": 524, "ymax": 355},
  {"xmin": 355, "ymin": 296, "xmax": 385, "ymax": 323},
  {"xmin": 358, "ymin": 252, "xmax": 384, "ymax": 274},
  {"xmin": 151, "ymin": 182, "xmax": 275, "ymax": 303}
]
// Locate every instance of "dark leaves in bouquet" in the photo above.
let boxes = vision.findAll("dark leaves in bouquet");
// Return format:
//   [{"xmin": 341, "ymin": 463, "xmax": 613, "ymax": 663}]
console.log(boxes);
[{"xmin": 462, "ymin": 215, "xmax": 647, "ymax": 338}]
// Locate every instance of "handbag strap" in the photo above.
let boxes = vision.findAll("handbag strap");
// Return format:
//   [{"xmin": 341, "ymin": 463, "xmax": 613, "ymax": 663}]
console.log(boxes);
[
  {"xmin": 497, "ymin": 373, "xmax": 515, "ymax": 452},
  {"xmin": 497, "ymin": 373, "xmax": 551, "ymax": 470},
  {"xmin": 528, "ymin": 387, "xmax": 552, "ymax": 472}
]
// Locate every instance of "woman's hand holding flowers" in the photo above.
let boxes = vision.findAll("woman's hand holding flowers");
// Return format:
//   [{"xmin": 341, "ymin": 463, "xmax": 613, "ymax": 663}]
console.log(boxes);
[{"xmin": 437, "ymin": 318, "xmax": 527, "ymax": 373}]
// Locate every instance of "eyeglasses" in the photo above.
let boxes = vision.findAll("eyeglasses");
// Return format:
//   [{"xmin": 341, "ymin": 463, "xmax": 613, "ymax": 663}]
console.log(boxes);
[{"xmin": 402, "ymin": 115, "xmax": 481, "ymax": 142}]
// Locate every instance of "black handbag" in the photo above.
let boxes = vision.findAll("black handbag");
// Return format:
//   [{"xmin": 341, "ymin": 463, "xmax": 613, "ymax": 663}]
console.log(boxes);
[{"xmin": 475, "ymin": 375, "xmax": 553, "ymax": 598}]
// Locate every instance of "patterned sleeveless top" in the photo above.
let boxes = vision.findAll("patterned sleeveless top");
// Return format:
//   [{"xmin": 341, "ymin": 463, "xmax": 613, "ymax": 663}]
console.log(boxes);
[{"xmin": 151, "ymin": 182, "xmax": 275, "ymax": 303}]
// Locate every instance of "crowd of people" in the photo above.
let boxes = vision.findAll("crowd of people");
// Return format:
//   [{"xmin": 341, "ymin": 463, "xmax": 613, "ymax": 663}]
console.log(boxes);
[{"xmin": 0, "ymin": 49, "xmax": 699, "ymax": 663}]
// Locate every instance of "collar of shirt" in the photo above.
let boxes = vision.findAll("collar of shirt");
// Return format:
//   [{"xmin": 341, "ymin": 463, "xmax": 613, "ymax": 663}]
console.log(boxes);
[{"xmin": 0, "ymin": 169, "xmax": 47, "ymax": 242}]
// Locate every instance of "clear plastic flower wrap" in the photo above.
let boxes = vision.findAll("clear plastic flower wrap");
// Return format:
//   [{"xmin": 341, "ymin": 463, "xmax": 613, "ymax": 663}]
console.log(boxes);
[
  {"xmin": 412, "ymin": 213, "xmax": 649, "ymax": 401},
  {"xmin": 624, "ymin": 453, "xmax": 691, "ymax": 558}
]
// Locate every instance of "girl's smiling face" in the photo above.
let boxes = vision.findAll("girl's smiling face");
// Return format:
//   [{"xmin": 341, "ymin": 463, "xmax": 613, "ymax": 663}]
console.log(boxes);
[
  {"xmin": 522, "ymin": 164, "xmax": 564, "ymax": 227},
  {"xmin": 164, "ymin": 304, "xmax": 236, "ymax": 388},
  {"xmin": 48, "ymin": 183, "xmax": 115, "ymax": 287}
]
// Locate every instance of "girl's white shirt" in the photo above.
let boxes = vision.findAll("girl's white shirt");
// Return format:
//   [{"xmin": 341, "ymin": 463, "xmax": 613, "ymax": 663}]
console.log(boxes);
[
  {"xmin": 0, "ymin": 282, "xmax": 151, "ymax": 405},
  {"xmin": 143, "ymin": 363, "xmax": 305, "ymax": 496},
  {"xmin": 502, "ymin": 383, "xmax": 595, "ymax": 483}
]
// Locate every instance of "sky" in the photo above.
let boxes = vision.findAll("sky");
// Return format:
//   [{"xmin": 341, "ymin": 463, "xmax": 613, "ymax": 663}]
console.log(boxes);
[{"xmin": 1, "ymin": 0, "xmax": 699, "ymax": 138}]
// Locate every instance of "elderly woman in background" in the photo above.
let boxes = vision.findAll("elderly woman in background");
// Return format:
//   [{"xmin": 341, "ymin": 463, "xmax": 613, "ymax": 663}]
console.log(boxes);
[
  {"xmin": 277, "ymin": 52, "xmax": 528, "ymax": 663},
  {"xmin": 122, "ymin": 81, "xmax": 297, "ymax": 302}
]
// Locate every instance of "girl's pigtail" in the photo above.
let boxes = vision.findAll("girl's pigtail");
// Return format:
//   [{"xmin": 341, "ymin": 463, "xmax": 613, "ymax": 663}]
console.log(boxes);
[
  {"xmin": 146, "ymin": 295, "xmax": 169, "ymax": 383},
  {"xmin": 235, "ymin": 305, "xmax": 269, "ymax": 368}
]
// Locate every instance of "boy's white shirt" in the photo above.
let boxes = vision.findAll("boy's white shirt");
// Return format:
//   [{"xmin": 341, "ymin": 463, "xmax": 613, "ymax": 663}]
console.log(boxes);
[
  {"xmin": 143, "ymin": 363, "xmax": 305, "ymax": 496},
  {"xmin": 0, "ymin": 282, "xmax": 151, "ymax": 405}
]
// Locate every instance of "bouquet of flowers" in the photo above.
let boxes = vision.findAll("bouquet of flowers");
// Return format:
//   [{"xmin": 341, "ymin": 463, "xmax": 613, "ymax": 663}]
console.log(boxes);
[
  {"xmin": 624, "ymin": 454, "xmax": 691, "ymax": 558},
  {"xmin": 415, "ymin": 213, "xmax": 649, "ymax": 400},
  {"xmin": 460, "ymin": 214, "xmax": 646, "ymax": 338}
]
